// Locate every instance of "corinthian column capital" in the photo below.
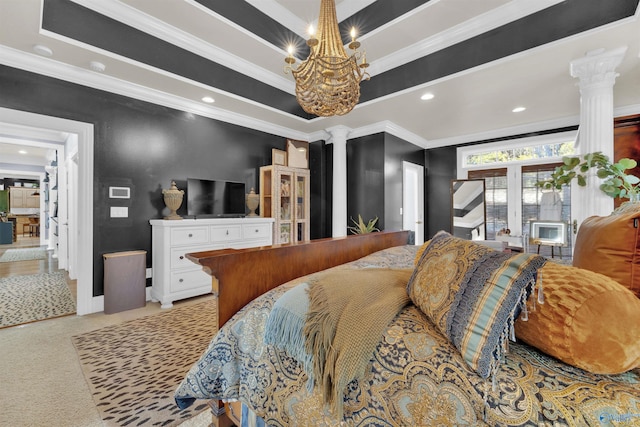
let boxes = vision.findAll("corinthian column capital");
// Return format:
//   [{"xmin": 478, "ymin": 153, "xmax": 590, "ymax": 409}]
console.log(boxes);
[{"xmin": 570, "ymin": 46, "xmax": 627, "ymax": 88}]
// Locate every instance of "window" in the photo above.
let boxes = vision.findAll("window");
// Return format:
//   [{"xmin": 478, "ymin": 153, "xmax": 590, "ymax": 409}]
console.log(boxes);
[
  {"xmin": 458, "ymin": 131, "xmax": 577, "ymax": 257},
  {"xmin": 464, "ymin": 141, "xmax": 575, "ymax": 167},
  {"xmin": 468, "ymin": 168, "xmax": 507, "ymax": 240},
  {"xmin": 522, "ymin": 164, "xmax": 572, "ymax": 257}
]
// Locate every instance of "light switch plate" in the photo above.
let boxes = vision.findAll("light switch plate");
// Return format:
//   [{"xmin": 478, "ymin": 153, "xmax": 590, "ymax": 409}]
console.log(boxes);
[{"xmin": 110, "ymin": 206, "xmax": 128, "ymax": 218}]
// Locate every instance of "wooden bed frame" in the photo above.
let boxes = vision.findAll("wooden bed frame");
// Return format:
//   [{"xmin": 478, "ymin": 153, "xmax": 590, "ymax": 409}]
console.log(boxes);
[
  {"xmin": 186, "ymin": 230, "xmax": 410, "ymax": 426},
  {"xmin": 187, "ymin": 230, "xmax": 410, "ymax": 328}
]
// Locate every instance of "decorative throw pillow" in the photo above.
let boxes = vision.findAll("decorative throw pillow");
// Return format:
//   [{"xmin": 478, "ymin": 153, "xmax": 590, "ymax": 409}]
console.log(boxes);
[
  {"xmin": 413, "ymin": 239, "xmax": 431, "ymax": 265},
  {"xmin": 407, "ymin": 231, "xmax": 546, "ymax": 378},
  {"xmin": 515, "ymin": 261, "xmax": 640, "ymax": 374},
  {"xmin": 572, "ymin": 203, "xmax": 640, "ymax": 298}
]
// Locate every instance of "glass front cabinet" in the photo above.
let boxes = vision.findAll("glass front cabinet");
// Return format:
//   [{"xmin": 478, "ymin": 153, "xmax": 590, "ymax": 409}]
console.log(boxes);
[{"xmin": 259, "ymin": 165, "xmax": 310, "ymax": 244}]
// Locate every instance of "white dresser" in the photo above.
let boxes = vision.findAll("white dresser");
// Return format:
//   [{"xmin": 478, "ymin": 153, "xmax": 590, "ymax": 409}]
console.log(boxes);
[{"xmin": 149, "ymin": 217, "xmax": 274, "ymax": 308}]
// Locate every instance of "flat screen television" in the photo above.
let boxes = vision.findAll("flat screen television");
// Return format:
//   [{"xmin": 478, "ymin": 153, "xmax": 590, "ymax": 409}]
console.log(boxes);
[{"xmin": 187, "ymin": 178, "xmax": 246, "ymax": 218}]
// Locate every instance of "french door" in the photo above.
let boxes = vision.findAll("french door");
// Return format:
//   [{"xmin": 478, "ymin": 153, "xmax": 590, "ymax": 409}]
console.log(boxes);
[{"xmin": 469, "ymin": 163, "xmax": 572, "ymax": 256}]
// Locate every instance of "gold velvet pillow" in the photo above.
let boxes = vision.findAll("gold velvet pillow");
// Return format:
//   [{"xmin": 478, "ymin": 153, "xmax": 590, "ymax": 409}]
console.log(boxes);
[
  {"xmin": 572, "ymin": 203, "xmax": 640, "ymax": 298},
  {"xmin": 515, "ymin": 261, "xmax": 640, "ymax": 374}
]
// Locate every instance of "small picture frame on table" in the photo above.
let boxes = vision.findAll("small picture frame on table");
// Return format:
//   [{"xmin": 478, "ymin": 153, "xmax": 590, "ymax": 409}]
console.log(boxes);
[{"xmin": 272, "ymin": 149, "xmax": 287, "ymax": 166}]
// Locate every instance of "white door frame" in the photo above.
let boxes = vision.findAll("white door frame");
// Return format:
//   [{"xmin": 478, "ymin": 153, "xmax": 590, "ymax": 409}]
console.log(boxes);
[
  {"xmin": 67, "ymin": 154, "xmax": 79, "ymax": 280},
  {"xmin": 402, "ymin": 161, "xmax": 425, "ymax": 245},
  {"xmin": 0, "ymin": 108, "xmax": 94, "ymax": 315}
]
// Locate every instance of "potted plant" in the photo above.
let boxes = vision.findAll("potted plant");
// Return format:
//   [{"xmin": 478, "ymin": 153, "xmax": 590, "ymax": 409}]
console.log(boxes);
[
  {"xmin": 536, "ymin": 152, "xmax": 639, "ymax": 201},
  {"xmin": 348, "ymin": 214, "xmax": 380, "ymax": 234}
]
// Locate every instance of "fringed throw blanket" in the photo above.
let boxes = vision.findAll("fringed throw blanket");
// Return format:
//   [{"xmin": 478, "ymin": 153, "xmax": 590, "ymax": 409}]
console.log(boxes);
[
  {"xmin": 264, "ymin": 267, "xmax": 413, "ymax": 418},
  {"xmin": 304, "ymin": 268, "xmax": 413, "ymax": 418}
]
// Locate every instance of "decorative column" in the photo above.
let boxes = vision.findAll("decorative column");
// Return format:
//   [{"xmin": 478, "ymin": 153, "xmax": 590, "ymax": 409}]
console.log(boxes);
[
  {"xmin": 326, "ymin": 126, "xmax": 350, "ymax": 237},
  {"xmin": 569, "ymin": 46, "xmax": 627, "ymax": 224}
]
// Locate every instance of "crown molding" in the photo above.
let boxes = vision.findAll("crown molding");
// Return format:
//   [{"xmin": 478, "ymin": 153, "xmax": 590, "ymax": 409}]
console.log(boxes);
[
  {"xmin": 615, "ymin": 103, "xmax": 640, "ymax": 118},
  {"xmin": 72, "ymin": 0, "xmax": 294, "ymax": 94},
  {"xmin": 0, "ymin": 45, "xmax": 308, "ymax": 141},
  {"xmin": 369, "ymin": 0, "xmax": 563, "ymax": 76},
  {"xmin": 73, "ymin": 0, "xmax": 563, "ymax": 89},
  {"xmin": 7, "ymin": 45, "xmax": 635, "ymax": 153},
  {"xmin": 426, "ymin": 115, "xmax": 580, "ymax": 149},
  {"xmin": 428, "ymin": 103, "xmax": 640, "ymax": 149},
  {"xmin": 348, "ymin": 120, "xmax": 430, "ymax": 148}
]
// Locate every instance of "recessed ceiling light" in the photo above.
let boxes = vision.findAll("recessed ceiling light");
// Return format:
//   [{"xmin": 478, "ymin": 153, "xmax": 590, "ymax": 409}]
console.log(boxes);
[
  {"xmin": 89, "ymin": 61, "xmax": 106, "ymax": 72},
  {"xmin": 33, "ymin": 44, "xmax": 53, "ymax": 57},
  {"xmin": 18, "ymin": 150, "xmax": 27, "ymax": 154},
  {"xmin": 512, "ymin": 106, "xmax": 526, "ymax": 113},
  {"xmin": 420, "ymin": 92, "xmax": 435, "ymax": 101},
  {"xmin": 202, "ymin": 96, "xmax": 215, "ymax": 103}
]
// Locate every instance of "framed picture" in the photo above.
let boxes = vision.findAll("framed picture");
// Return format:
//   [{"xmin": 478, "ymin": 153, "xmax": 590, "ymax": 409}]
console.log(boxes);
[
  {"xmin": 272, "ymin": 148, "xmax": 287, "ymax": 166},
  {"xmin": 286, "ymin": 139, "xmax": 309, "ymax": 169},
  {"xmin": 529, "ymin": 220, "xmax": 568, "ymax": 246}
]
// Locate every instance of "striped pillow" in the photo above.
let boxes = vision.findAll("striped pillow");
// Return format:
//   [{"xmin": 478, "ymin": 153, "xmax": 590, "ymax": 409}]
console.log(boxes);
[{"xmin": 407, "ymin": 231, "xmax": 546, "ymax": 378}]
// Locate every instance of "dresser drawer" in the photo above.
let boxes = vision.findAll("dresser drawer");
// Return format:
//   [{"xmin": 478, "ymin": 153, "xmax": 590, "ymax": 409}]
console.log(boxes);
[
  {"xmin": 210, "ymin": 225, "xmax": 242, "ymax": 242},
  {"xmin": 170, "ymin": 269, "xmax": 211, "ymax": 293},
  {"xmin": 171, "ymin": 227, "xmax": 208, "ymax": 246},
  {"xmin": 171, "ymin": 248, "xmax": 192, "ymax": 269},
  {"xmin": 170, "ymin": 244, "xmax": 227, "ymax": 269},
  {"xmin": 242, "ymin": 223, "xmax": 271, "ymax": 240}
]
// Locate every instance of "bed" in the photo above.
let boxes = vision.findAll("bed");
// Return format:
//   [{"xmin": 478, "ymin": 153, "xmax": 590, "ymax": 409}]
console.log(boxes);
[{"xmin": 174, "ymin": 230, "xmax": 640, "ymax": 426}]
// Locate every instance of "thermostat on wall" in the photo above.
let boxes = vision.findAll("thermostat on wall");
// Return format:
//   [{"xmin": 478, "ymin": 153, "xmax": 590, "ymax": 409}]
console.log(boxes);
[{"xmin": 109, "ymin": 186, "xmax": 130, "ymax": 199}]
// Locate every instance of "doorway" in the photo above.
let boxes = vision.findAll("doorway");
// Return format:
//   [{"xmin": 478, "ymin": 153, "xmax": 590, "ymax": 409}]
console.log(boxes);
[
  {"xmin": 402, "ymin": 161, "xmax": 425, "ymax": 245},
  {"xmin": 0, "ymin": 108, "xmax": 94, "ymax": 315}
]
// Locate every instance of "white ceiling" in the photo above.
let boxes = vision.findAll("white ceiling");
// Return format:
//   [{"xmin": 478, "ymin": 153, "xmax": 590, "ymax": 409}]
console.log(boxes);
[
  {"xmin": 0, "ymin": 0, "xmax": 639, "ymax": 167},
  {"xmin": 0, "ymin": 121, "xmax": 65, "ymax": 180}
]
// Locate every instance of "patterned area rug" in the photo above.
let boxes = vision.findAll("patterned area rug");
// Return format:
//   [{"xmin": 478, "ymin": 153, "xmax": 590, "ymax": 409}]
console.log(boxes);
[
  {"xmin": 0, "ymin": 247, "xmax": 47, "ymax": 263},
  {"xmin": 0, "ymin": 271, "xmax": 76, "ymax": 328},
  {"xmin": 72, "ymin": 298, "xmax": 218, "ymax": 426}
]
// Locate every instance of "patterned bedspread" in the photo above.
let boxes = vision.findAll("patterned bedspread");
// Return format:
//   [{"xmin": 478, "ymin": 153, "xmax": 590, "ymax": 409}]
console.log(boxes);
[{"xmin": 175, "ymin": 245, "xmax": 640, "ymax": 426}]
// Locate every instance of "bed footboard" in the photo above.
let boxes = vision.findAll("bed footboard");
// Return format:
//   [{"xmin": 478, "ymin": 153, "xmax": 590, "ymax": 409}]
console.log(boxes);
[{"xmin": 187, "ymin": 230, "xmax": 410, "ymax": 328}]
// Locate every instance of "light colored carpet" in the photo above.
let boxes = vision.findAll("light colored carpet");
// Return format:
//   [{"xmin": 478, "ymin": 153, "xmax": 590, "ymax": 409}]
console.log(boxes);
[
  {"xmin": 72, "ymin": 298, "xmax": 218, "ymax": 426},
  {"xmin": 0, "ymin": 247, "xmax": 47, "ymax": 262},
  {"xmin": 177, "ymin": 409, "xmax": 214, "ymax": 426},
  {"xmin": 0, "ymin": 271, "xmax": 76, "ymax": 328}
]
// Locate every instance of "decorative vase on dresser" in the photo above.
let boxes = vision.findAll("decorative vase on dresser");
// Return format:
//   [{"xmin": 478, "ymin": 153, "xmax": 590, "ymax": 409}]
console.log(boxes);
[
  {"xmin": 245, "ymin": 187, "xmax": 260, "ymax": 217},
  {"xmin": 162, "ymin": 181, "xmax": 184, "ymax": 220},
  {"xmin": 149, "ymin": 217, "xmax": 274, "ymax": 308}
]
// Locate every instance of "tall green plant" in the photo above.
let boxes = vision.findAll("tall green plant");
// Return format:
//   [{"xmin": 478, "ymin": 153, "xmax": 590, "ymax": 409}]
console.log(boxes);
[{"xmin": 536, "ymin": 152, "xmax": 639, "ymax": 199}]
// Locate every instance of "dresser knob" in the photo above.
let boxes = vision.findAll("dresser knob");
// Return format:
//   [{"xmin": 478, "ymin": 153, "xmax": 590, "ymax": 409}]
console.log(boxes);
[
  {"xmin": 226, "ymin": 230, "xmax": 229, "ymax": 235},
  {"xmin": 179, "ymin": 278, "xmax": 184, "ymax": 283},
  {"xmin": 255, "ymin": 229, "xmax": 259, "ymax": 233},
  {"xmin": 179, "ymin": 255, "xmax": 184, "ymax": 260},
  {"xmin": 188, "ymin": 233, "xmax": 193, "ymax": 238}
]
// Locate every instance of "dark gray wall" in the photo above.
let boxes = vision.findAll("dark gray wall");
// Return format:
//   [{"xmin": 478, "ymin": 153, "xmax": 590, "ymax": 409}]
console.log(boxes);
[
  {"xmin": 347, "ymin": 133, "xmax": 385, "ymax": 233},
  {"xmin": 309, "ymin": 140, "xmax": 332, "ymax": 239},
  {"xmin": 347, "ymin": 132, "xmax": 425, "ymax": 238},
  {"xmin": 383, "ymin": 133, "xmax": 425, "ymax": 233},
  {"xmin": 0, "ymin": 65, "xmax": 328, "ymax": 296},
  {"xmin": 425, "ymin": 147, "xmax": 457, "ymax": 238},
  {"xmin": 1, "ymin": 64, "xmax": 433, "ymax": 297}
]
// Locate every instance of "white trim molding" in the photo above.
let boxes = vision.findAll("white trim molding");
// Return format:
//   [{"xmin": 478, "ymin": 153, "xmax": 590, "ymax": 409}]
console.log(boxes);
[{"xmin": 0, "ymin": 108, "xmax": 96, "ymax": 315}]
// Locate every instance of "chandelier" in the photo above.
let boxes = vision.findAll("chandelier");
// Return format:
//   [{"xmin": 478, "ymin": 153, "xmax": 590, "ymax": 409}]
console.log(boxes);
[{"xmin": 284, "ymin": 0, "xmax": 369, "ymax": 117}]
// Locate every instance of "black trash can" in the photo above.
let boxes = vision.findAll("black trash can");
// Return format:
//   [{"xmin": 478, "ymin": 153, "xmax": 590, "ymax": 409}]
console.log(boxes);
[{"xmin": 103, "ymin": 250, "xmax": 146, "ymax": 314}]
